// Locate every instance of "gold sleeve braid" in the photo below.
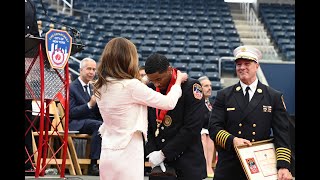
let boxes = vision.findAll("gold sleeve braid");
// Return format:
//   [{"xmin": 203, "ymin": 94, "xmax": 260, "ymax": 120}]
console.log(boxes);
[
  {"xmin": 276, "ymin": 147, "xmax": 291, "ymax": 163},
  {"xmin": 215, "ymin": 130, "xmax": 231, "ymax": 149}
]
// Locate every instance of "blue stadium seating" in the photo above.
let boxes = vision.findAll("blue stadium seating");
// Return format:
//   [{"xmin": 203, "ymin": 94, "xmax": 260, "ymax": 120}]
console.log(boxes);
[{"xmin": 35, "ymin": 0, "xmax": 246, "ymax": 82}]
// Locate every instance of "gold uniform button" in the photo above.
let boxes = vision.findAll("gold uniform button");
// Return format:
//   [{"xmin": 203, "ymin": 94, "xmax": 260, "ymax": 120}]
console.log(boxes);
[
  {"xmin": 252, "ymin": 131, "xmax": 256, "ymax": 135},
  {"xmin": 253, "ymin": 124, "xmax": 256, "ymax": 127},
  {"xmin": 239, "ymin": 123, "xmax": 242, "ymax": 127},
  {"xmin": 252, "ymin": 139, "xmax": 255, "ymax": 142},
  {"xmin": 238, "ymin": 131, "xmax": 241, "ymax": 134}
]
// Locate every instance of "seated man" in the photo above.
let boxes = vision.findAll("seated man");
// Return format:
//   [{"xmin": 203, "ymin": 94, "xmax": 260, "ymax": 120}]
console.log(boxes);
[{"xmin": 69, "ymin": 57, "xmax": 102, "ymax": 176}]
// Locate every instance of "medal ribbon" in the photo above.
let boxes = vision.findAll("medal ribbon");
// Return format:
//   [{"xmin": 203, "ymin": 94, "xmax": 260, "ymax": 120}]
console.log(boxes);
[{"xmin": 155, "ymin": 68, "xmax": 177, "ymax": 124}]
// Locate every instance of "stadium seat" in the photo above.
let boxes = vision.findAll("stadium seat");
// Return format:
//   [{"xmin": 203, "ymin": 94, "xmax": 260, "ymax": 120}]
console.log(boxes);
[
  {"xmin": 131, "ymin": 39, "xmax": 142, "ymax": 48},
  {"xmin": 192, "ymin": 55, "xmax": 207, "ymax": 64},
  {"xmin": 203, "ymin": 63, "xmax": 218, "ymax": 72},
  {"xmin": 188, "ymin": 63, "xmax": 202, "ymax": 71},
  {"xmin": 206, "ymin": 56, "xmax": 220, "ymax": 65},
  {"xmin": 153, "ymin": 47, "xmax": 169, "ymax": 54},
  {"xmin": 145, "ymin": 34, "xmax": 159, "ymax": 40},
  {"xmin": 211, "ymin": 81, "xmax": 222, "ymax": 90},
  {"xmin": 196, "ymin": 22, "xmax": 209, "ymax": 29},
  {"xmin": 202, "ymin": 42, "xmax": 215, "ymax": 49},
  {"xmin": 173, "ymin": 62, "xmax": 188, "ymax": 72},
  {"xmin": 186, "ymin": 47, "xmax": 200, "ymax": 56},
  {"xmin": 175, "ymin": 27, "xmax": 187, "ymax": 35},
  {"xmin": 188, "ymin": 35, "xmax": 200, "ymax": 41},
  {"xmin": 160, "ymin": 34, "xmax": 173, "ymax": 40},
  {"xmin": 169, "ymin": 21, "xmax": 181, "ymax": 27},
  {"xmin": 221, "ymin": 60, "xmax": 235, "ymax": 73},
  {"xmin": 206, "ymin": 72, "xmax": 220, "ymax": 81},
  {"xmin": 178, "ymin": 55, "xmax": 192, "ymax": 63},
  {"xmin": 133, "ymin": 33, "xmax": 146, "ymax": 40},
  {"xmin": 162, "ymin": 27, "xmax": 174, "ymax": 35},
  {"xmin": 148, "ymin": 27, "xmax": 161, "ymax": 34},
  {"xmin": 188, "ymin": 70, "xmax": 204, "ymax": 79},
  {"xmin": 202, "ymin": 48, "xmax": 215, "ymax": 56},
  {"xmin": 186, "ymin": 41, "xmax": 200, "ymax": 48},
  {"xmin": 198, "ymin": 16, "xmax": 209, "ymax": 23},
  {"xmin": 170, "ymin": 47, "xmax": 184, "ymax": 55},
  {"xmin": 200, "ymin": 28, "xmax": 214, "ymax": 36},
  {"xmin": 144, "ymin": 39, "xmax": 157, "ymax": 47},
  {"xmin": 142, "ymin": 20, "xmax": 154, "ymax": 27},
  {"xmin": 166, "ymin": 54, "xmax": 178, "ymax": 64},
  {"xmin": 215, "ymin": 36, "xmax": 228, "ymax": 42},
  {"xmin": 173, "ymin": 35, "xmax": 186, "ymax": 41},
  {"xmin": 216, "ymin": 48, "xmax": 232, "ymax": 57},
  {"xmin": 173, "ymin": 40, "xmax": 185, "ymax": 48},
  {"xmin": 201, "ymin": 35, "xmax": 214, "ymax": 42},
  {"xmin": 158, "ymin": 40, "xmax": 171, "ymax": 47},
  {"xmin": 122, "ymin": 26, "xmax": 135, "ymax": 34},
  {"xmin": 187, "ymin": 28, "xmax": 200, "ymax": 36},
  {"xmin": 139, "ymin": 46, "xmax": 153, "ymax": 57}
]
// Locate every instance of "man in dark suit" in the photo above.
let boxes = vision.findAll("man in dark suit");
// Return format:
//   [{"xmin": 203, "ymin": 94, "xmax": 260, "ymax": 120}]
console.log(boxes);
[
  {"xmin": 69, "ymin": 57, "xmax": 102, "ymax": 176},
  {"xmin": 208, "ymin": 46, "xmax": 293, "ymax": 180},
  {"xmin": 144, "ymin": 53, "xmax": 207, "ymax": 180}
]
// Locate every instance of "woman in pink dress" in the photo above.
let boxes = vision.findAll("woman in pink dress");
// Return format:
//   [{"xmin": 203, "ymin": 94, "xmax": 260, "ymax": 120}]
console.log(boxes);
[{"xmin": 94, "ymin": 37, "xmax": 188, "ymax": 180}]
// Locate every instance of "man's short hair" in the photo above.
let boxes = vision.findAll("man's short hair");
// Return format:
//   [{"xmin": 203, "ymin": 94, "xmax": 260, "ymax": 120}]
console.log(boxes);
[
  {"xmin": 145, "ymin": 53, "xmax": 169, "ymax": 74},
  {"xmin": 198, "ymin": 76, "xmax": 209, "ymax": 83}
]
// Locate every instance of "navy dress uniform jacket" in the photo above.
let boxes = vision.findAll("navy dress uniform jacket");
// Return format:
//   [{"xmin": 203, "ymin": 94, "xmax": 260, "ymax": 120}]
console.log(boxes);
[
  {"xmin": 208, "ymin": 81, "xmax": 292, "ymax": 180},
  {"xmin": 146, "ymin": 78, "xmax": 207, "ymax": 180}
]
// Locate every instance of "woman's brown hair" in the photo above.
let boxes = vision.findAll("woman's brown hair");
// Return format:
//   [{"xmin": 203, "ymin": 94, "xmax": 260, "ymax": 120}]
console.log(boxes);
[{"xmin": 94, "ymin": 37, "xmax": 141, "ymax": 98}]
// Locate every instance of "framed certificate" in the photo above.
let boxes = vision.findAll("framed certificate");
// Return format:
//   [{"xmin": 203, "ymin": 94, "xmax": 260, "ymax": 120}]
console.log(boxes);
[{"xmin": 234, "ymin": 139, "xmax": 277, "ymax": 180}]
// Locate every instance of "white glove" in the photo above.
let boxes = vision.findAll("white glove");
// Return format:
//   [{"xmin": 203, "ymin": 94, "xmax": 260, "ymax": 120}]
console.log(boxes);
[
  {"xmin": 146, "ymin": 150, "xmax": 165, "ymax": 168},
  {"xmin": 159, "ymin": 162, "xmax": 166, "ymax": 172}
]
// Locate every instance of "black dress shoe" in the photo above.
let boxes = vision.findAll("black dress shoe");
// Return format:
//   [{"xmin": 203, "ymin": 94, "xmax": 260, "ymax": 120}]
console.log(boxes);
[{"xmin": 88, "ymin": 164, "xmax": 99, "ymax": 176}]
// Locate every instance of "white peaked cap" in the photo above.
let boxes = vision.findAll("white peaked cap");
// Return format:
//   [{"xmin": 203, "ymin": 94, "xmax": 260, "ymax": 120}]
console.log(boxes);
[{"xmin": 233, "ymin": 45, "xmax": 262, "ymax": 63}]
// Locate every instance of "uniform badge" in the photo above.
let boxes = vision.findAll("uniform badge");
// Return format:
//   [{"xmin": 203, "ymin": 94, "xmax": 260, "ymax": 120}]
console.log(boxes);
[
  {"xmin": 257, "ymin": 88, "xmax": 262, "ymax": 93},
  {"xmin": 262, "ymin": 105, "xmax": 272, "ymax": 112},
  {"xmin": 163, "ymin": 115, "xmax": 172, "ymax": 127},
  {"xmin": 236, "ymin": 86, "xmax": 241, "ymax": 91},
  {"xmin": 281, "ymin": 95, "xmax": 287, "ymax": 110},
  {"xmin": 227, "ymin": 107, "xmax": 235, "ymax": 111},
  {"xmin": 193, "ymin": 83, "xmax": 203, "ymax": 100}
]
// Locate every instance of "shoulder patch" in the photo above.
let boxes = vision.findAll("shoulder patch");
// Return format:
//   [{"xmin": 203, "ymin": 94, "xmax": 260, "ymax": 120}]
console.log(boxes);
[{"xmin": 193, "ymin": 83, "xmax": 203, "ymax": 100}]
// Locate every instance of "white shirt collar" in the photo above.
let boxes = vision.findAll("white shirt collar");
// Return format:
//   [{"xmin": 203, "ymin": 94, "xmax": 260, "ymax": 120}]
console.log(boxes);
[
  {"xmin": 239, "ymin": 78, "xmax": 258, "ymax": 94},
  {"xmin": 78, "ymin": 77, "xmax": 89, "ymax": 87}
]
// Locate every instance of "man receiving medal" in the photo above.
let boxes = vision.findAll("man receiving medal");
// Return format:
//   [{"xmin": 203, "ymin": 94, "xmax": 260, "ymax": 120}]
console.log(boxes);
[{"xmin": 145, "ymin": 53, "xmax": 207, "ymax": 180}]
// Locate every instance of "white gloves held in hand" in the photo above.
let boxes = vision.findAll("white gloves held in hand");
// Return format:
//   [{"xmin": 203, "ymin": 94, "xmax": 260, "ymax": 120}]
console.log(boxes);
[{"xmin": 146, "ymin": 150, "xmax": 166, "ymax": 172}]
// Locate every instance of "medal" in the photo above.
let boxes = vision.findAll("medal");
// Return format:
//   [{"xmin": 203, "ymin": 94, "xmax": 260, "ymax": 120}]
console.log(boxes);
[
  {"xmin": 155, "ymin": 119, "xmax": 161, "ymax": 137},
  {"xmin": 163, "ymin": 115, "xmax": 172, "ymax": 127}
]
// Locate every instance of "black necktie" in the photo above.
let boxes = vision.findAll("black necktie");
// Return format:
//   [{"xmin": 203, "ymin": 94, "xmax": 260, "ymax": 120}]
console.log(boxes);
[
  {"xmin": 244, "ymin": 86, "xmax": 250, "ymax": 106},
  {"xmin": 84, "ymin": 85, "xmax": 90, "ymax": 98}
]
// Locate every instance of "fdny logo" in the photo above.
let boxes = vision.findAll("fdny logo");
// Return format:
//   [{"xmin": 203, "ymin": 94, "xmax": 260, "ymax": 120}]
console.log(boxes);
[
  {"xmin": 193, "ymin": 83, "xmax": 203, "ymax": 100},
  {"xmin": 45, "ymin": 29, "xmax": 72, "ymax": 69}
]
